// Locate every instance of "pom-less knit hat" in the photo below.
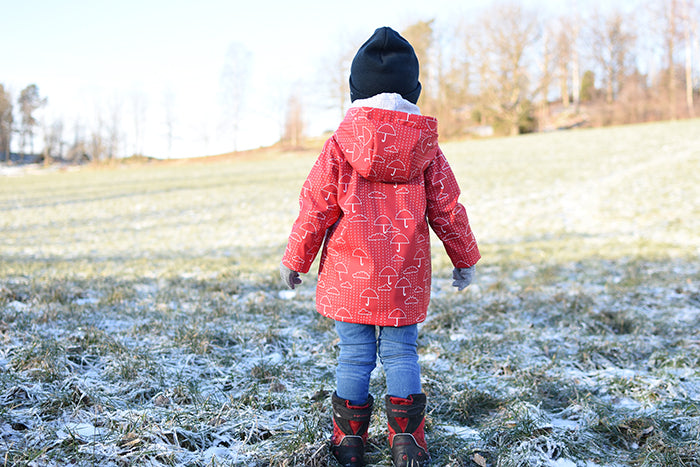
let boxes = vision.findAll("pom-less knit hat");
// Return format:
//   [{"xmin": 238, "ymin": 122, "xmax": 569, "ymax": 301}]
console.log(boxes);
[{"xmin": 349, "ymin": 27, "xmax": 422, "ymax": 104}]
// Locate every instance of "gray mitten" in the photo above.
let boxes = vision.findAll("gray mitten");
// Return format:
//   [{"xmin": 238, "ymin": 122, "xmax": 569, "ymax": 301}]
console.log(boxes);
[
  {"xmin": 280, "ymin": 263, "xmax": 302, "ymax": 290},
  {"xmin": 452, "ymin": 265, "xmax": 475, "ymax": 291}
]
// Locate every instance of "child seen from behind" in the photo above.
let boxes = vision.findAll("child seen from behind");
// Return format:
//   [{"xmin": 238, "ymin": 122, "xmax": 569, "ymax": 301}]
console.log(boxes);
[{"xmin": 281, "ymin": 26, "xmax": 480, "ymax": 467}]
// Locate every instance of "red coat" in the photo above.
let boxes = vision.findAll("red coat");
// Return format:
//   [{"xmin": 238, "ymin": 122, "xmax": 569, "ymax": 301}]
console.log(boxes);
[{"xmin": 283, "ymin": 107, "xmax": 480, "ymax": 326}]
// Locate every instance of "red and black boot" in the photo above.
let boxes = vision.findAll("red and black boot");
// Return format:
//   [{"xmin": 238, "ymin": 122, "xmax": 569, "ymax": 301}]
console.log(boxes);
[
  {"xmin": 331, "ymin": 392, "xmax": 374, "ymax": 467},
  {"xmin": 385, "ymin": 393, "xmax": 430, "ymax": 467}
]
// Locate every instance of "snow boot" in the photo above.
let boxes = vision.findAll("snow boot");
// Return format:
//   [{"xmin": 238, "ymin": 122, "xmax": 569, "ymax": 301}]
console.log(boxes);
[
  {"xmin": 385, "ymin": 393, "xmax": 430, "ymax": 467},
  {"xmin": 331, "ymin": 392, "xmax": 374, "ymax": 467}
]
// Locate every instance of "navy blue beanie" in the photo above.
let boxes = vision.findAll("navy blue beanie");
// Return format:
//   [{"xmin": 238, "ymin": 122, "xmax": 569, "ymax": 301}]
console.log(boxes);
[{"xmin": 349, "ymin": 27, "xmax": 421, "ymax": 104}]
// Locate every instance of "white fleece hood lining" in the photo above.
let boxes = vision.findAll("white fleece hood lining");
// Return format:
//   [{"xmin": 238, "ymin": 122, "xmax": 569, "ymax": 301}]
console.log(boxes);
[{"xmin": 349, "ymin": 93, "xmax": 421, "ymax": 115}]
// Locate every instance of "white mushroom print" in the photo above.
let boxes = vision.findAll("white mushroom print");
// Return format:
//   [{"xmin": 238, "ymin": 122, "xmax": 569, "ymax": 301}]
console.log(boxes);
[
  {"xmin": 351, "ymin": 143, "xmax": 364, "ymax": 162},
  {"xmin": 319, "ymin": 296, "xmax": 332, "ymax": 314},
  {"xmin": 419, "ymin": 130, "xmax": 434, "ymax": 153},
  {"xmin": 335, "ymin": 307, "xmax": 352, "ymax": 321},
  {"xmin": 340, "ymin": 174, "xmax": 352, "ymax": 193},
  {"xmin": 377, "ymin": 123, "xmax": 396, "ymax": 143},
  {"xmin": 396, "ymin": 277, "xmax": 411, "ymax": 296},
  {"xmin": 301, "ymin": 180, "xmax": 312, "ymax": 198},
  {"xmin": 335, "ymin": 262, "xmax": 348, "ymax": 281},
  {"xmin": 299, "ymin": 222, "xmax": 317, "ymax": 239},
  {"xmin": 353, "ymin": 118, "xmax": 373, "ymax": 144},
  {"xmin": 375, "ymin": 215, "xmax": 393, "ymax": 233},
  {"xmin": 353, "ymin": 248, "xmax": 369, "ymax": 266},
  {"xmin": 387, "ymin": 159, "xmax": 405, "ymax": 177},
  {"xmin": 360, "ymin": 288, "xmax": 379, "ymax": 306},
  {"xmin": 432, "ymin": 217, "xmax": 450, "ymax": 234},
  {"xmin": 388, "ymin": 308, "xmax": 407, "ymax": 326},
  {"xmin": 379, "ymin": 266, "xmax": 398, "ymax": 285},
  {"xmin": 321, "ymin": 183, "xmax": 337, "ymax": 201},
  {"xmin": 432, "ymin": 171, "xmax": 447, "ymax": 189},
  {"xmin": 413, "ymin": 249, "xmax": 427, "ymax": 267},
  {"xmin": 395, "ymin": 209, "xmax": 414, "ymax": 228},
  {"xmin": 391, "ymin": 233, "xmax": 409, "ymax": 252},
  {"xmin": 344, "ymin": 194, "xmax": 362, "ymax": 213}
]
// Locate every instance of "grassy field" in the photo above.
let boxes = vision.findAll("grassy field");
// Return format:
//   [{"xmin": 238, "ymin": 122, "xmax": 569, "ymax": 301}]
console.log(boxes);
[{"xmin": 0, "ymin": 119, "xmax": 699, "ymax": 466}]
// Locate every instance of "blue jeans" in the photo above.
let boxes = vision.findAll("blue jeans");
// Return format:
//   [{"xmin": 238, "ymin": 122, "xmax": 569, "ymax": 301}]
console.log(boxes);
[{"xmin": 335, "ymin": 321, "xmax": 421, "ymax": 405}]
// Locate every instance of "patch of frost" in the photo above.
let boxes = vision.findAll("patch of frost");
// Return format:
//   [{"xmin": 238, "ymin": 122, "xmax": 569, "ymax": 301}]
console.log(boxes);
[
  {"xmin": 7, "ymin": 300, "xmax": 27, "ymax": 311},
  {"xmin": 441, "ymin": 424, "xmax": 481, "ymax": 440},
  {"xmin": 278, "ymin": 290, "xmax": 296, "ymax": 300},
  {"xmin": 58, "ymin": 422, "xmax": 107, "ymax": 441},
  {"xmin": 546, "ymin": 460, "xmax": 580, "ymax": 467},
  {"xmin": 74, "ymin": 297, "xmax": 100, "ymax": 305},
  {"xmin": 550, "ymin": 417, "xmax": 580, "ymax": 430}
]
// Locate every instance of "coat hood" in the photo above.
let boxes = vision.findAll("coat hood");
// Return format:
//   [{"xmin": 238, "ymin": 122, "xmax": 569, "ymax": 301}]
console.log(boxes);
[{"xmin": 334, "ymin": 105, "xmax": 439, "ymax": 183}]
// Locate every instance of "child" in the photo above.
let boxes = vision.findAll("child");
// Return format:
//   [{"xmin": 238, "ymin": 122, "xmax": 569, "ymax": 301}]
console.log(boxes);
[{"xmin": 280, "ymin": 26, "xmax": 480, "ymax": 467}]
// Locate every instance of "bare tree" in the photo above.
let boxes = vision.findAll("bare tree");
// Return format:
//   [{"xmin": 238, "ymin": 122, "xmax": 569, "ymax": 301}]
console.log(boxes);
[
  {"xmin": 644, "ymin": 0, "xmax": 698, "ymax": 118},
  {"xmin": 547, "ymin": 10, "xmax": 582, "ymax": 118},
  {"xmin": 320, "ymin": 31, "xmax": 357, "ymax": 121},
  {"xmin": 472, "ymin": 2, "xmax": 541, "ymax": 135},
  {"xmin": 571, "ymin": 17, "xmax": 582, "ymax": 110},
  {"xmin": 537, "ymin": 22, "xmax": 556, "ymax": 125},
  {"xmin": 435, "ymin": 20, "xmax": 475, "ymax": 136},
  {"xmin": 681, "ymin": 0, "xmax": 698, "ymax": 116},
  {"xmin": 88, "ymin": 109, "xmax": 106, "ymax": 161},
  {"xmin": 17, "ymin": 84, "xmax": 47, "ymax": 161},
  {"xmin": 106, "ymin": 97, "xmax": 122, "ymax": 160},
  {"xmin": 130, "ymin": 89, "xmax": 148, "ymax": 157},
  {"xmin": 163, "ymin": 88, "xmax": 176, "ymax": 156},
  {"xmin": 220, "ymin": 42, "xmax": 252, "ymax": 152},
  {"xmin": 42, "ymin": 118, "xmax": 64, "ymax": 165},
  {"xmin": 562, "ymin": 0, "xmax": 581, "ymax": 112},
  {"xmin": 659, "ymin": 0, "xmax": 684, "ymax": 118},
  {"xmin": 423, "ymin": 21, "xmax": 475, "ymax": 135},
  {"xmin": 586, "ymin": 8, "xmax": 637, "ymax": 105},
  {"xmin": 67, "ymin": 118, "xmax": 88, "ymax": 163},
  {"xmin": 553, "ymin": 17, "xmax": 574, "ymax": 108},
  {"xmin": 281, "ymin": 86, "xmax": 305, "ymax": 149},
  {"xmin": 0, "ymin": 84, "xmax": 12, "ymax": 162},
  {"xmin": 402, "ymin": 20, "xmax": 435, "ymax": 111}
]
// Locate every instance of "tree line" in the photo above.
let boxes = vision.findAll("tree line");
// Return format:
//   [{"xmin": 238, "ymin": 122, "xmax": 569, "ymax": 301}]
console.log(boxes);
[
  {"xmin": 0, "ymin": 83, "xmax": 123, "ymax": 165},
  {"xmin": 2, "ymin": 0, "xmax": 699, "ymax": 164},
  {"xmin": 314, "ymin": 0, "xmax": 699, "ymax": 140},
  {"xmin": 0, "ymin": 84, "xmax": 49, "ymax": 163},
  {"xmin": 398, "ymin": 0, "xmax": 699, "ymax": 137}
]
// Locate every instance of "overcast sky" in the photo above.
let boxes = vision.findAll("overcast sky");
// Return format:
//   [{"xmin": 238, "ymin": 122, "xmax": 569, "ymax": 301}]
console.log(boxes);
[{"xmin": 1, "ymin": 0, "xmax": 638, "ymax": 158}]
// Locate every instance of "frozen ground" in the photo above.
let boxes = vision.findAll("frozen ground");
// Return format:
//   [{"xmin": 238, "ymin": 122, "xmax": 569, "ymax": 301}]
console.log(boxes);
[{"xmin": 0, "ymin": 120, "xmax": 699, "ymax": 466}]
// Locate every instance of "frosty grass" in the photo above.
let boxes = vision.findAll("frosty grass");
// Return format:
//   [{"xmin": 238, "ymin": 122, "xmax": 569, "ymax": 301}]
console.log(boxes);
[{"xmin": 1, "ymin": 119, "xmax": 699, "ymax": 466}]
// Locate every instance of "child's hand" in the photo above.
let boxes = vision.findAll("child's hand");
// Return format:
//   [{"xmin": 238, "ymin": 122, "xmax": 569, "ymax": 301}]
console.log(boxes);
[
  {"xmin": 452, "ymin": 266, "xmax": 475, "ymax": 291},
  {"xmin": 280, "ymin": 263, "xmax": 302, "ymax": 289}
]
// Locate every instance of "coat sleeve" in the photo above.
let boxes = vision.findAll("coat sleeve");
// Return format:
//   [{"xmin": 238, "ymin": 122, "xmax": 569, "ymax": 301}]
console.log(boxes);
[
  {"xmin": 282, "ymin": 139, "xmax": 342, "ymax": 274},
  {"xmin": 424, "ymin": 149, "xmax": 481, "ymax": 268}
]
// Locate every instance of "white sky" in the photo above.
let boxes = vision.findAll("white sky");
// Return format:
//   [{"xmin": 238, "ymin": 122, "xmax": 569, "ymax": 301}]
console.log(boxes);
[{"xmin": 1, "ymin": 0, "xmax": 637, "ymax": 159}]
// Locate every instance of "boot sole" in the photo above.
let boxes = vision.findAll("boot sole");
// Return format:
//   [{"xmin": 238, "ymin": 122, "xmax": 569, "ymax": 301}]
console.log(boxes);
[{"xmin": 390, "ymin": 433, "xmax": 429, "ymax": 467}]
